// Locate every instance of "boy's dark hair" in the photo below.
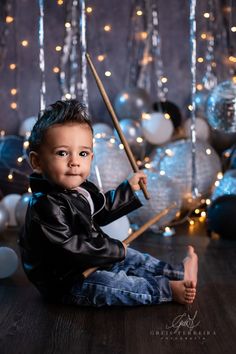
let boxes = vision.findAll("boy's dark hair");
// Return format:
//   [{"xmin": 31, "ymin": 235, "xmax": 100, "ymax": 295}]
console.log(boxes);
[{"xmin": 29, "ymin": 100, "xmax": 93, "ymax": 152}]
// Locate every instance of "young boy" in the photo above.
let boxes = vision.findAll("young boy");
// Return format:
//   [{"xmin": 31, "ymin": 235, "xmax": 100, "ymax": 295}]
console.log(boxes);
[{"xmin": 19, "ymin": 99, "xmax": 198, "ymax": 307}]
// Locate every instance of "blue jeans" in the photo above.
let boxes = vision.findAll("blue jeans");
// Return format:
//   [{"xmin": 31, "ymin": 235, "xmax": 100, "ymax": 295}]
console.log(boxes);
[{"xmin": 62, "ymin": 248, "xmax": 184, "ymax": 307}]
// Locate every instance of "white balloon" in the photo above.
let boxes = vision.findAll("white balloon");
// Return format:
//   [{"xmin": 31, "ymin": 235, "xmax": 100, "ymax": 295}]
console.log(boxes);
[
  {"xmin": 0, "ymin": 247, "xmax": 18, "ymax": 278},
  {"xmin": 1, "ymin": 194, "xmax": 21, "ymax": 226},
  {"xmin": 101, "ymin": 216, "xmax": 130, "ymax": 241},
  {"xmin": 19, "ymin": 116, "xmax": 37, "ymax": 137},
  {"xmin": 93, "ymin": 123, "xmax": 113, "ymax": 138},
  {"xmin": 141, "ymin": 112, "xmax": 174, "ymax": 145},
  {"xmin": 184, "ymin": 117, "xmax": 210, "ymax": 141}
]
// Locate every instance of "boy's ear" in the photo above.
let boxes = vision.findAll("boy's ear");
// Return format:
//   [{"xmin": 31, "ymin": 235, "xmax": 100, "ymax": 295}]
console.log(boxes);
[{"xmin": 29, "ymin": 151, "xmax": 43, "ymax": 174}]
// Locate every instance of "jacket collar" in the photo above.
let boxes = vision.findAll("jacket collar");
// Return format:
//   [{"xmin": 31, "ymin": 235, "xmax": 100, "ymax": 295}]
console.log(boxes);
[{"xmin": 29, "ymin": 173, "xmax": 105, "ymax": 213}]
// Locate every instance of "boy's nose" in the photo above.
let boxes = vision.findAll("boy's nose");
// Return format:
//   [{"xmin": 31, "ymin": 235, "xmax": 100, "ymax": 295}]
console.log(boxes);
[{"xmin": 68, "ymin": 155, "xmax": 80, "ymax": 167}]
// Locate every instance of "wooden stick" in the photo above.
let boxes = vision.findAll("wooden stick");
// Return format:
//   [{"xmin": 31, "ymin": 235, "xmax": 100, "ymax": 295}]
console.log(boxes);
[
  {"xmin": 82, "ymin": 202, "xmax": 176, "ymax": 279},
  {"xmin": 86, "ymin": 53, "xmax": 150, "ymax": 200}
]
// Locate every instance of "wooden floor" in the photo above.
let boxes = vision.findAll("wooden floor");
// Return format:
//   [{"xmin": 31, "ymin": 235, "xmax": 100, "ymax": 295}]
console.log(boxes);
[{"xmin": 1, "ymin": 221, "xmax": 236, "ymax": 354}]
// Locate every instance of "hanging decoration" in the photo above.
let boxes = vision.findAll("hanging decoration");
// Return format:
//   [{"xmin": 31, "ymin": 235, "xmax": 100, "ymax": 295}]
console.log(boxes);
[
  {"xmin": 59, "ymin": 0, "xmax": 88, "ymax": 106},
  {"xmin": 38, "ymin": 0, "xmax": 46, "ymax": 111},
  {"xmin": 137, "ymin": 0, "xmax": 168, "ymax": 102},
  {"xmin": 189, "ymin": 0, "xmax": 199, "ymax": 200}
]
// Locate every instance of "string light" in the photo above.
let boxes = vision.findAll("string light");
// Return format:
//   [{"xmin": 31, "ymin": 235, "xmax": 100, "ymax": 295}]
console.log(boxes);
[
  {"xmin": 195, "ymin": 208, "xmax": 200, "ymax": 214},
  {"xmin": 86, "ymin": 7, "xmax": 93, "ymax": 13},
  {"xmin": 119, "ymin": 144, "xmax": 124, "ymax": 150},
  {"xmin": 188, "ymin": 105, "xmax": 193, "ymax": 111},
  {"xmin": 164, "ymin": 113, "xmax": 170, "ymax": 119},
  {"xmin": 9, "ymin": 63, "xmax": 16, "ymax": 70},
  {"xmin": 65, "ymin": 22, "xmax": 71, "ymax": 28},
  {"xmin": 161, "ymin": 77, "xmax": 168, "ymax": 83},
  {"xmin": 10, "ymin": 88, "xmax": 17, "ymax": 95},
  {"xmin": 104, "ymin": 25, "xmax": 111, "ymax": 32},
  {"xmin": 17, "ymin": 156, "xmax": 24, "ymax": 163},
  {"xmin": 109, "ymin": 138, "xmax": 115, "ymax": 144},
  {"xmin": 23, "ymin": 141, "xmax": 29, "ymax": 149},
  {"xmin": 97, "ymin": 55, "xmax": 106, "ymax": 62},
  {"xmin": 28, "ymin": 187, "xmax": 32, "ymax": 193},
  {"xmin": 217, "ymin": 172, "xmax": 223, "ymax": 179},
  {"xmin": 8, "ymin": 172, "xmax": 13, "ymax": 181},
  {"xmin": 160, "ymin": 170, "xmax": 165, "ymax": 175},
  {"xmin": 21, "ymin": 40, "xmax": 29, "ymax": 47},
  {"xmin": 53, "ymin": 66, "xmax": 60, "ymax": 73},
  {"xmin": 206, "ymin": 148, "xmax": 212, "ymax": 155},
  {"xmin": 55, "ymin": 45, "xmax": 62, "ymax": 51},
  {"xmin": 105, "ymin": 71, "xmax": 111, "ymax": 77},
  {"xmin": 205, "ymin": 199, "xmax": 211, "ymax": 205},
  {"xmin": 203, "ymin": 12, "xmax": 210, "ymax": 18},
  {"xmin": 201, "ymin": 33, "xmax": 207, "ymax": 39},
  {"xmin": 65, "ymin": 93, "xmax": 72, "ymax": 99},
  {"xmin": 0, "ymin": 130, "xmax": 5, "ymax": 137},
  {"xmin": 10, "ymin": 102, "xmax": 17, "ymax": 109},
  {"xmin": 231, "ymin": 26, "xmax": 236, "ymax": 32},
  {"xmin": 136, "ymin": 10, "xmax": 143, "ymax": 16},
  {"xmin": 136, "ymin": 137, "xmax": 143, "ymax": 143},
  {"xmin": 196, "ymin": 83, "xmax": 203, "ymax": 90},
  {"xmin": 197, "ymin": 57, "xmax": 204, "ymax": 63},
  {"xmin": 144, "ymin": 163, "xmax": 151, "ymax": 169},
  {"xmin": 57, "ymin": 0, "xmax": 63, "ymax": 5},
  {"xmin": 6, "ymin": 16, "xmax": 14, "ymax": 23}
]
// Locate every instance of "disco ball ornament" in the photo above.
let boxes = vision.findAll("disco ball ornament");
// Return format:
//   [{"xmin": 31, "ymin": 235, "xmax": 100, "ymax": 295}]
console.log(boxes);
[
  {"xmin": 211, "ymin": 170, "xmax": 236, "ymax": 201},
  {"xmin": 15, "ymin": 193, "xmax": 31, "ymax": 227},
  {"xmin": 150, "ymin": 139, "xmax": 222, "ymax": 209},
  {"xmin": 129, "ymin": 169, "xmax": 181, "ymax": 232},
  {"xmin": 206, "ymin": 80, "xmax": 236, "ymax": 133},
  {"xmin": 89, "ymin": 137, "xmax": 132, "ymax": 192},
  {"xmin": 141, "ymin": 112, "xmax": 174, "ymax": 145},
  {"xmin": 93, "ymin": 123, "xmax": 113, "ymax": 138},
  {"xmin": 184, "ymin": 117, "xmax": 210, "ymax": 141},
  {"xmin": 114, "ymin": 87, "xmax": 152, "ymax": 120},
  {"xmin": 113, "ymin": 119, "xmax": 145, "ymax": 159}
]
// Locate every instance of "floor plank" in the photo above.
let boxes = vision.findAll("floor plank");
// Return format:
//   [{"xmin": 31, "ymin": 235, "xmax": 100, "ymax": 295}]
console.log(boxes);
[{"xmin": 0, "ymin": 223, "xmax": 236, "ymax": 354}]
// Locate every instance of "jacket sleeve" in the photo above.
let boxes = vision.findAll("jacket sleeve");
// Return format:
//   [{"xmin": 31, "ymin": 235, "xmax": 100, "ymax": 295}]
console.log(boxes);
[
  {"xmin": 93, "ymin": 180, "xmax": 142, "ymax": 226},
  {"xmin": 31, "ymin": 194, "xmax": 125, "ymax": 268}
]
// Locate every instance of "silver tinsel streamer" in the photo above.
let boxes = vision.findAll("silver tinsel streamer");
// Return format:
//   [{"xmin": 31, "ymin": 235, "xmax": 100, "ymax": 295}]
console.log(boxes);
[
  {"xmin": 38, "ymin": 0, "xmax": 46, "ymax": 111},
  {"xmin": 137, "ymin": 0, "xmax": 167, "ymax": 101},
  {"xmin": 202, "ymin": 0, "xmax": 217, "ymax": 90},
  {"xmin": 79, "ymin": 0, "xmax": 88, "ymax": 107},
  {"xmin": 189, "ymin": 0, "xmax": 199, "ymax": 198},
  {"xmin": 59, "ymin": 0, "xmax": 88, "ymax": 106}
]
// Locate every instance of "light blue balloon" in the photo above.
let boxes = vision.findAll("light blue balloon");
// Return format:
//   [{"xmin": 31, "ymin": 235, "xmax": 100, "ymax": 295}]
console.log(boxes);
[{"xmin": 0, "ymin": 247, "xmax": 18, "ymax": 278}]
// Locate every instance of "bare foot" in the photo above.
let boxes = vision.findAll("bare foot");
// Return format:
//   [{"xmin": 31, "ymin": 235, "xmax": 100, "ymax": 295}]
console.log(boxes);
[
  {"xmin": 170, "ymin": 280, "xmax": 197, "ymax": 304},
  {"xmin": 183, "ymin": 245, "xmax": 198, "ymax": 288}
]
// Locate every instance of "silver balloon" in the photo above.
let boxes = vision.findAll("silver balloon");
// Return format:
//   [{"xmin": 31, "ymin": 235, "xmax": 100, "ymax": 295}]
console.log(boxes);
[
  {"xmin": 0, "ymin": 203, "xmax": 9, "ymax": 233},
  {"xmin": 206, "ymin": 80, "xmax": 236, "ymax": 133},
  {"xmin": 0, "ymin": 247, "xmax": 18, "ymax": 279},
  {"xmin": 211, "ymin": 170, "xmax": 236, "ymax": 201},
  {"xmin": 150, "ymin": 139, "xmax": 222, "ymax": 209},
  {"xmin": 89, "ymin": 137, "xmax": 132, "ymax": 192},
  {"xmin": 129, "ymin": 169, "xmax": 181, "ymax": 232},
  {"xmin": 15, "ymin": 193, "xmax": 31, "ymax": 227},
  {"xmin": 113, "ymin": 119, "xmax": 145, "ymax": 158},
  {"xmin": 93, "ymin": 123, "xmax": 113, "ymax": 138},
  {"xmin": 114, "ymin": 87, "xmax": 152, "ymax": 120}
]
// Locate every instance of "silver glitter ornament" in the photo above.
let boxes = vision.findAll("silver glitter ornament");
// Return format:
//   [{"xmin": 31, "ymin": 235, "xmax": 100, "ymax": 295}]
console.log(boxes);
[
  {"xmin": 150, "ymin": 139, "xmax": 222, "ymax": 209},
  {"xmin": 89, "ymin": 137, "xmax": 132, "ymax": 192},
  {"xmin": 129, "ymin": 169, "xmax": 181, "ymax": 232}
]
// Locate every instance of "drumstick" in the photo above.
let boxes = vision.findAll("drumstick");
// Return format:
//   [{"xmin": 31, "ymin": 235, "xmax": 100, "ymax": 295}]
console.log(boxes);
[
  {"xmin": 82, "ymin": 203, "xmax": 176, "ymax": 278},
  {"xmin": 86, "ymin": 53, "xmax": 150, "ymax": 200}
]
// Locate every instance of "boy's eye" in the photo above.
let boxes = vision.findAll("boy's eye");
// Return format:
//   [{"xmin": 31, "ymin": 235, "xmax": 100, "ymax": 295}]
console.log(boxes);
[
  {"xmin": 80, "ymin": 151, "xmax": 89, "ymax": 157},
  {"xmin": 56, "ymin": 150, "xmax": 68, "ymax": 157}
]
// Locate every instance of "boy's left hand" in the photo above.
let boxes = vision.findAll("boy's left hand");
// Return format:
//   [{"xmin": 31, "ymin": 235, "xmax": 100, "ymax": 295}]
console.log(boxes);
[{"xmin": 128, "ymin": 171, "xmax": 147, "ymax": 191}]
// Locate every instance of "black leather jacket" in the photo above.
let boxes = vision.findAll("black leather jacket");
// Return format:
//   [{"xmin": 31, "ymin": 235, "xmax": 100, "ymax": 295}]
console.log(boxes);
[{"xmin": 19, "ymin": 174, "xmax": 142, "ymax": 298}]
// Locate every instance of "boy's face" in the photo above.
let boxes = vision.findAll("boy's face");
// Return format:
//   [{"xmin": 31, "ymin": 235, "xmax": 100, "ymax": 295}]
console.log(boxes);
[{"xmin": 30, "ymin": 122, "xmax": 94, "ymax": 189}]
